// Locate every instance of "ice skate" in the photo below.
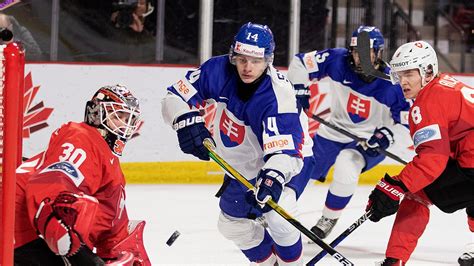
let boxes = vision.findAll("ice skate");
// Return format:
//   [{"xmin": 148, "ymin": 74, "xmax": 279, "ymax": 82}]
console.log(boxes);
[
  {"xmin": 310, "ymin": 216, "xmax": 338, "ymax": 239},
  {"xmin": 459, "ymin": 243, "xmax": 474, "ymax": 266}
]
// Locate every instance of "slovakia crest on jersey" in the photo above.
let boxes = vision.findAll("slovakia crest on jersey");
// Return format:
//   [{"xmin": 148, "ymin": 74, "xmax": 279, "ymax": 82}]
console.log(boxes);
[
  {"xmin": 219, "ymin": 109, "xmax": 245, "ymax": 147},
  {"xmin": 347, "ymin": 93, "xmax": 371, "ymax": 123}
]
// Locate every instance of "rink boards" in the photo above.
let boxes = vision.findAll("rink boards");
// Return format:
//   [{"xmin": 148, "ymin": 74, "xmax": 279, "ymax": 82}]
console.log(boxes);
[
  {"xmin": 120, "ymin": 161, "xmax": 405, "ymax": 184},
  {"xmin": 21, "ymin": 62, "xmax": 474, "ymax": 184}
]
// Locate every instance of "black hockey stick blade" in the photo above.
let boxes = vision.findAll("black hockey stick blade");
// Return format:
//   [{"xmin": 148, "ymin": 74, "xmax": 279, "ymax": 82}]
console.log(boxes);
[
  {"xmin": 203, "ymin": 139, "xmax": 354, "ymax": 266},
  {"xmin": 358, "ymin": 31, "xmax": 391, "ymax": 81},
  {"xmin": 309, "ymin": 113, "xmax": 408, "ymax": 165},
  {"xmin": 306, "ymin": 210, "xmax": 373, "ymax": 265}
]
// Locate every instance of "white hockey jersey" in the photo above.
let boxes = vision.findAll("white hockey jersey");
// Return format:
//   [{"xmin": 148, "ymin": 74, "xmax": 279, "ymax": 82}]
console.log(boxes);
[
  {"xmin": 288, "ymin": 48, "xmax": 411, "ymax": 143},
  {"xmin": 162, "ymin": 55, "xmax": 313, "ymax": 182}
]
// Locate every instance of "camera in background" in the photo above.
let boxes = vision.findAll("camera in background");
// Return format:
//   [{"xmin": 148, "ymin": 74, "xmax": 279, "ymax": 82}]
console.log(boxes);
[{"xmin": 111, "ymin": 0, "xmax": 154, "ymax": 31}]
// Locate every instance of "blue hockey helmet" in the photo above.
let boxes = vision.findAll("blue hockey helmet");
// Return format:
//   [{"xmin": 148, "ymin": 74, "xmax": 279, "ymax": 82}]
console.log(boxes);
[
  {"xmin": 350, "ymin": 26, "xmax": 385, "ymax": 54},
  {"xmin": 229, "ymin": 22, "xmax": 275, "ymax": 63}
]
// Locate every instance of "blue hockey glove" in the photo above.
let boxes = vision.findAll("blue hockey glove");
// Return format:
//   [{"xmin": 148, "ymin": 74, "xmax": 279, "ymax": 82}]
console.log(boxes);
[
  {"xmin": 254, "ymin": 169, "xmax": 285, "ymax": 213},
  {"xmin": 294, "ymin": 84, "xmax": 311, "ymax": 110},
  {"xmin": 173, "ymin": 111, "xmax": 213, "ymax": 161},
  {"xmin": 364, "ymin": 127, "xmax": 394, "ymax": 157},
  {"xmin": 366, "ymin": 174, "xmax": 407, "ymax": 222}
]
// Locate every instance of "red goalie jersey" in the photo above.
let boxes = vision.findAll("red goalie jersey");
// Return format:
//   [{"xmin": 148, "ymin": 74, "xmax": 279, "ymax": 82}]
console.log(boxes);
[
  {"xmin": 14, "ymin": 121, "xmax": 129, "ymax": 257},
  {"xmin": 395, "ymin": 74, "xmax": 474, "ymax": 192}
]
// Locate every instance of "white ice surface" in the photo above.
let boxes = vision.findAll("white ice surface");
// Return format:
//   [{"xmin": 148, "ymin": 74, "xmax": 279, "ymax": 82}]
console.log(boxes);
[{"xmin": 126, "ymin": 184, "xmax": 468, "ymax": 265}]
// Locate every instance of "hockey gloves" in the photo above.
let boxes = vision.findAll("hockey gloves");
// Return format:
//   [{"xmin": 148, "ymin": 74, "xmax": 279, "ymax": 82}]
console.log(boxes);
[
  {"xmin": 174, "ymin": 111, "xmax": 213, "ymax": 161},
  {"xmin": 364, "ymin": 127, "xmax": 394, "ymax": 157},
  {"xmin": 250, "ymin": 169, "xmax": 285, "ymax": 213},
  {"xmin": 366, "ymin": 174, "xmax": 407, "ymax": 222},
  {"xmin": 294, "ymin": 84, "xmax": 311, "ymax": 110},
  {"xmin": 34, "ymin": 191, "xmax": 98, "ymax": 257}
]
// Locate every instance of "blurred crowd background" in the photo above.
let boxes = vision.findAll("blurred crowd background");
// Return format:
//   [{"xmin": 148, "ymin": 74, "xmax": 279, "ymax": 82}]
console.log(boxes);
[{"xmin": 2, "ymin": 0, "xmax": 472, "ymax": 72}]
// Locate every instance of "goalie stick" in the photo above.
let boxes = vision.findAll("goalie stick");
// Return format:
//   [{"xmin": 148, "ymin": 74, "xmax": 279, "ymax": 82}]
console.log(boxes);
[
  {"xmin": 203, "ymin": 139, "xmax": 354, "ymax": 266},
  {"xmin": 357, "ymin": 31, "xmax": 391, "ymax": 81},
  {"xmin": 306, "ymin": 210, "xmax": 373, "ymax": 266},
  {"xmin": 309, "ymin": 113, "xmax": 408, "ymax": 165}
]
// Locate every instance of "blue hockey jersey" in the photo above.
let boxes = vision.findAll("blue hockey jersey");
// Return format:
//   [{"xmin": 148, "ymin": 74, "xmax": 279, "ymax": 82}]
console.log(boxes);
[
  {"xmin": 163, "ymin": 55, "xmax": 313, "ymax": 181},
  {"xmin": 288, "ymin": 48, "xmax": 411, "ymax": 142}
]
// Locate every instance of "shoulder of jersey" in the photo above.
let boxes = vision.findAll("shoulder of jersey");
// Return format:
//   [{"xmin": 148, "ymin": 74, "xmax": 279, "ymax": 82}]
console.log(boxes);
[
  {"xmin": 55, "ymin": 122, "xmax": 103, "ymax": 146},
  {"xmin": 202, "ymin": 55, "xmax": 230, "ymax": 69},
  {"xmin": 301, "ymin": 48, "xmax": 347, "ymax": 73},
  {"xmin": 266, "ymin": 67, "xmax": 298, "ymax": 112}
]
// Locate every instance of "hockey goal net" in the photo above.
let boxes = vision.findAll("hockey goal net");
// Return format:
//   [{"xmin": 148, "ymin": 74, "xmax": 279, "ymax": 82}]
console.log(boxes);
[{"xmin": 0, "ymin": 42, "xmax": 25, "ymax": 265}]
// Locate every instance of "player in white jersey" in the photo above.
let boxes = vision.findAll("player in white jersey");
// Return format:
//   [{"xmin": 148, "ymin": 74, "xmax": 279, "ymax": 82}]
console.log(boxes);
[
  {"xmin": 161, "ymin": 22, "xmax": 314, "ymax": 264},
  {"xmin": 287, "ymin": 26, "xmax": 411, "ymax": 239}
]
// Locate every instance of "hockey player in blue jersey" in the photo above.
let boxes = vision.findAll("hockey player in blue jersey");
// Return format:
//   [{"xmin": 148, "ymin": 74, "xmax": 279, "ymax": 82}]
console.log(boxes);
[
  {"xmin": 287, "ymin": 26, "xmax": 411, "ymax": 239},
  {"xmin": 161, "ymin": 22, "xmax": 315, "ymax": 264}
]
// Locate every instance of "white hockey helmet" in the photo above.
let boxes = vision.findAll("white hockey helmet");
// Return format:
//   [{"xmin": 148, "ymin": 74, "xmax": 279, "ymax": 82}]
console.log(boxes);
[{"xmin": 389, "ymin": 41, "xmax": 438, "ymax": 86}]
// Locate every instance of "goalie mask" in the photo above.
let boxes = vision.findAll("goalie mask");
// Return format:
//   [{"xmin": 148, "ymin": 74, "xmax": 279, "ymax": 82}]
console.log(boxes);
[
  {"xmin": 85, "ymin": 85, "xmax": 142, "ymax": 156},
  {"xmin": 348, "ymin": 25, "xmax": 385, "ymax": 82}
]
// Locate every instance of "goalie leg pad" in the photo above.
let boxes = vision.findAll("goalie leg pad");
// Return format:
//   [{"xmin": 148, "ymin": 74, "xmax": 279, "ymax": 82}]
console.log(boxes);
[
  {"xmin": 107, "ymin": 220, "xmax": 151, "ymax": 266},
  {"xmin": 105, "ymin": 251, "xmax": 135, "ymax": 266}
]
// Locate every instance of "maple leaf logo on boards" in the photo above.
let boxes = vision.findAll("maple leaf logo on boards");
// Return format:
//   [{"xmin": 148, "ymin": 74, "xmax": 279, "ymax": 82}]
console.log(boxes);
[
  {"xmin": 21, "ymin": 73, "xmax": 146, "ymax": 140},
  {"xmin": 307, "ymin": 83, "xmax": 330, "ymax": 138},
  {"xmin": 203, "ymin": 103, "xmax": 216, "ymax": 135},
  {"xmin": 22, "ymin": 72, "xmax": 53, "ymax": 138}
]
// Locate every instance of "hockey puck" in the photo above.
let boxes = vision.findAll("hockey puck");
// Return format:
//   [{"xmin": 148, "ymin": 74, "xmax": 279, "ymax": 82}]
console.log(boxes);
[{"xmin": 166, "ymin": 230, "xmax": 180, "ymax": 246}]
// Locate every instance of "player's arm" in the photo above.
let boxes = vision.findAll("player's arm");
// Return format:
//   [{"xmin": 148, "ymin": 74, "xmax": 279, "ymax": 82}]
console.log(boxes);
[
  {"xmin": 287, "ymin": 49, "xmax": 340, "ymax": 110},
  {"xmin": 287, "ymin": 52, "xmax": 314, "ymax": 109},
  {"xmin": 366, "ymin": 100, "xmax": 451, "ymax": 222},
  {"xmin": 162, "ymin": 60, "xmax": 218, "ymax": 118},
  {"xmin": 252, "ymin": 104, "xmax": 305, "ymax": 211},
  {"xmin": 362, "ymin": 84, "xmax": 411, "ymax": 157},
  {"xmin": 162, "ymin": 66, "xmax": 215, "ymax": 161},
  {"xmin": 397, "ymin": 92, "xmax": 452, "ymax": 192}
]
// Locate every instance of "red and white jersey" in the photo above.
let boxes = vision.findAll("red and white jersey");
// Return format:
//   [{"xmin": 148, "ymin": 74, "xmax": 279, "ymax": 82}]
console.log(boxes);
[
  {"xmin": 14, "ymin": 122, "xmax": 129, "ymax": 255},
  {"xmin": 396, "ymin": 74, "xmax": 474, "ymax": 192}
]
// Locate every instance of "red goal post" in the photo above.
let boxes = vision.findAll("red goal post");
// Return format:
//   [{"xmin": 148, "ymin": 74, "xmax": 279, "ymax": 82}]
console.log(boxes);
[{"xmin": 0, "ymin": 42, "xmax": 25, "ymax": 265}]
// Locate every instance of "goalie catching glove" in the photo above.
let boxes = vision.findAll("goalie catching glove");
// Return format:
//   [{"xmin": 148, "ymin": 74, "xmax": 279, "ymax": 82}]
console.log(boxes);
[
  {"xmin": 34, "ymin": 191, "xmax": 98, "ymax": 256},
  {"xmin": 173, "ymin": 111, "xmax": 214, "ymax": 161},
  {"xmin": 366, "ymin": 174, "xmax": 408, "ymax": 222}
]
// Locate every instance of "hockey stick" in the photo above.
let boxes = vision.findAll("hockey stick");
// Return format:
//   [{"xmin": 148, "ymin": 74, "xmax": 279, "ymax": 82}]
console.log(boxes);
[
  {"xmin": 306, "ymin": 210, "xmax": 373, "ymax": 266},
  {"xmin": 309, "ymin": 113, "xmax": 408, "ymax": 165},
  {"xmin": 357, "ymin": 31, "xmax": 391, "ymax": 81},
  {"xmin": 203, "ymin": 139, "xmax": 354, "ymax": 266}
]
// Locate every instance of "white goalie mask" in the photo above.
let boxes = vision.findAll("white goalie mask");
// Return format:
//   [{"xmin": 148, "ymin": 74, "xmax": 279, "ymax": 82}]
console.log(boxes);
[
  {"xmin": 389, "ymin": 41, "xmax": 439, "ymax": 87},
  {"xmin": 85, "ymin": 85, "xmax": 142, "ymax": 156}
]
